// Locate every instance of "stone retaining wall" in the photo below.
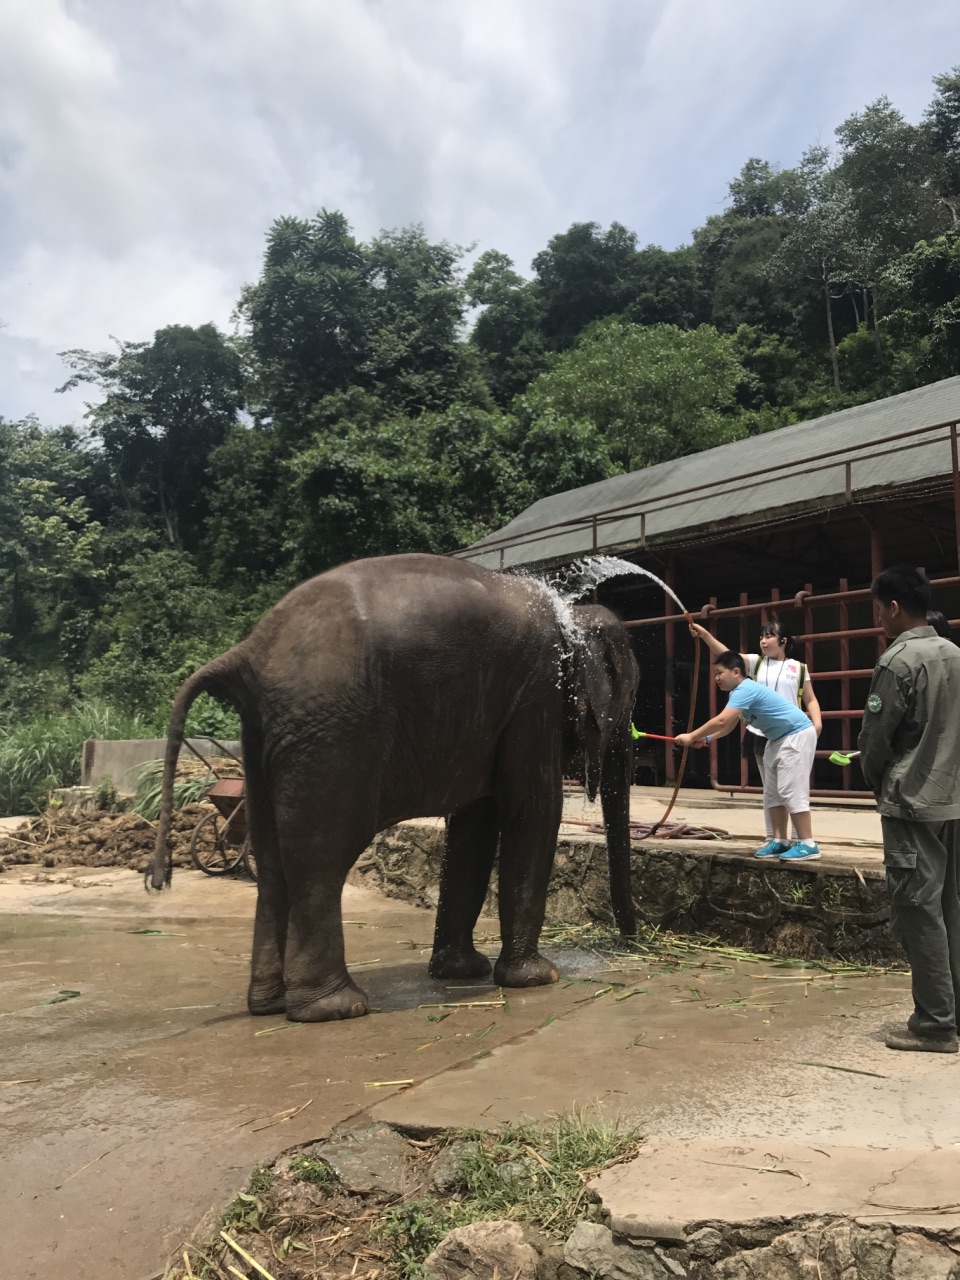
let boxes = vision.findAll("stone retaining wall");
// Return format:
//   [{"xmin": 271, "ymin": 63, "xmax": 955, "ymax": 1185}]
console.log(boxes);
[
  {"xmin": 352, "ymin": 823, "xmax": 901, "ymax": 967},
  {"xmin": 556, "ymin": 1216, "xmax": 960, "ymax": 1279}
]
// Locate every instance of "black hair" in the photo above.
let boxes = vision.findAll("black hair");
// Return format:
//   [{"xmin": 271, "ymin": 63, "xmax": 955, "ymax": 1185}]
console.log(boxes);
[
  {"xmin": 871, "ymin": 565, "xmax": 931, "ymax": 617},
  {"xmin": 759, "ymin": 619, "xmax": 798, "ymax": 660},
  {"xmin": 927, "ymin": 609, "xmax": 952, "ymax": 640},
  {"xmin": 715, "ymin": 650, "xmax": 748, "ymax": 675}
]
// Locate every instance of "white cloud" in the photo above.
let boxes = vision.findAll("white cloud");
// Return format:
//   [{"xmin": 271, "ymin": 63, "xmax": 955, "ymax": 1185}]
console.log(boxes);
[{"xmin": 0, "ymin": 0, "xmax": 956, "ymax": 423}]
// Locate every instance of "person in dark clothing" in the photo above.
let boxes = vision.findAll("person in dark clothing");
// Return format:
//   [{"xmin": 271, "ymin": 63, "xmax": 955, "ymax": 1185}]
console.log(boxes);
[
  {"xmin": 927, "ymin": 610, "xmax": 953, "ymax": 641},
  {"xmin": 859, "ymin": 566, "xmax": 960, "ymax": 1053}
]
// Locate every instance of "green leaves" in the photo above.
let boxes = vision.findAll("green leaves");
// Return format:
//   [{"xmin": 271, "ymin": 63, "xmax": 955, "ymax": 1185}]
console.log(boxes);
[{"xmin": 526, "ymin": 319, "xmax": 749, "ymax": 471}]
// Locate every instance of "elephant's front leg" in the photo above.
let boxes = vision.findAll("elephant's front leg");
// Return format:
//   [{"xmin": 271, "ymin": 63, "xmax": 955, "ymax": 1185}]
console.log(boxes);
[
  {"xmin": 494, "ymin": 791, "xmax": 562, "ymax": 988},
  {"xmin": 430, "ymin": 797, "xmax": 497, "ymax": 980}
]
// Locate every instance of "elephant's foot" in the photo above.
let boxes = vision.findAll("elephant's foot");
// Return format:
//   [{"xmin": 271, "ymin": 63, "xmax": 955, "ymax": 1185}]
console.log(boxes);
[
  {"xmin": 428, "ymin": 945, "xmax": 493, "ymax": 981},
  {"xmin": 493, "ymin": 952, "xmax": 559, "ymax": 988},
  {"xmin": 285, "ymin": 979, "xmax": 370, "ymax": 1023},
  {"xmin": 247, "ymin": 979, "xmax": 286, "ymax": 1016}
]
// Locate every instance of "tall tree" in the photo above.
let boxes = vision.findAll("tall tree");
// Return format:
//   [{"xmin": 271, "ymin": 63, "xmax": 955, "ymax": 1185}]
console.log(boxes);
[
  {"xmin": 881, "ymin": 232, "xmax": 960, "ymax": 385},
  {"xmin": 0, "ymin": 419, "xmax": 105, "ymax": 712},
  {"xmin": 767, "ymin": 151, "xmax": 866, "ymax": 392},
  {"xmin": 625, "ymin": 245, "xmax": 708, "ymax": 329},
  {"xmin": 727, "ymin": 157, "xmax": 813, "ymax": 218},
  {"xmin": 926, "ymin": 68, "xmax": 960, "ymax": 228},
  {"xmin": 58, "ymin": 324, "xmax": 244, "ymax": 551},
  {"xmin": 465, "ymin": 249, "xmax": 548, "ymax": 407},
  {"xmin": 364, "ymin": 225, "xmax": 485, "ymax": 414},
  {"xmin": 835, "ymin": 96, "xmax": 943, "ymax": 255},
  {"xmin": 532, "ymin": 221, "xmax": 641, "ymax": 348},
  {"xmin": 238, "ymin": 210, "xmax": 370, "ymax": 434}
]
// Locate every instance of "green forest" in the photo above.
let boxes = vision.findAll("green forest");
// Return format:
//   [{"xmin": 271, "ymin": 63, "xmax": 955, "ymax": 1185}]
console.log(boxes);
[{"xmin": 3, "ymin": 70, "xmax": 960, "ymax": 812}]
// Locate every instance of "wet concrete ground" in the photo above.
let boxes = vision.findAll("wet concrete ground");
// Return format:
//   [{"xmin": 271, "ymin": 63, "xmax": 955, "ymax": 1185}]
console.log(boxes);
[{"xmin": 0, "ymin": 793, "xmax": 949, "ymax": 1280}]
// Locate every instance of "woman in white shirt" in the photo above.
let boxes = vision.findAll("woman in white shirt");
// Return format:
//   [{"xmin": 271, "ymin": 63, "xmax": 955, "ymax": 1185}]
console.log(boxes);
[{"xmin": 689, "ymin": 620, "xmax": 823, "ymax": 857}]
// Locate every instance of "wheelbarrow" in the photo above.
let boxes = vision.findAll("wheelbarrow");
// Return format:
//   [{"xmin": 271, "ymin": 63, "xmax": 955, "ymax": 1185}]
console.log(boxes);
[{"xmin": 189, "ymin": 777, "xmax": 257, "ymax": 881}]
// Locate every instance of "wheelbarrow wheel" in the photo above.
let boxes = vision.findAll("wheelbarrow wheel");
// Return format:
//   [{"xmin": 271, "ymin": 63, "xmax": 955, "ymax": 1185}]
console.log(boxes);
[
  {"xmin": 241, "ymin": 836, "xmax": 257, "ymax": 883},
  {"xmin": 190, "ymin": 809, "xmax": 245, "ymax": 876}
]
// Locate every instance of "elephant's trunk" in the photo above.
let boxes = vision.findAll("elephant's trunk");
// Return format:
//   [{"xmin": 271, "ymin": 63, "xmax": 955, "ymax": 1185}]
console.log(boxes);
[{"xmin": 599, "ymin": 724, "xmax": 636, "ymax": 938}]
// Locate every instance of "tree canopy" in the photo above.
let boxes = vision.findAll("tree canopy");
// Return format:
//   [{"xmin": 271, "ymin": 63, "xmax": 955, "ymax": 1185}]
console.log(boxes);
[{"xmin": 3, "ymin": 64, "xmax": 960, "ymax": 757}]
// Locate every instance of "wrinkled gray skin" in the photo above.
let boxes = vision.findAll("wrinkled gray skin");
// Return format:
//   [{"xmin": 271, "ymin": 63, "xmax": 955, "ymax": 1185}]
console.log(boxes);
[{"xmin": 150, "ymin": 554, "xmax": 638, "ymax": 1023}]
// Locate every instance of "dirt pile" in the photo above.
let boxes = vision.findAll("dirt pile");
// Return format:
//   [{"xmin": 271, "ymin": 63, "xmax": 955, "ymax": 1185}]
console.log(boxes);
[{"xmin": 0, "ymin": 803, "xmax": 211, "ymax": 874}]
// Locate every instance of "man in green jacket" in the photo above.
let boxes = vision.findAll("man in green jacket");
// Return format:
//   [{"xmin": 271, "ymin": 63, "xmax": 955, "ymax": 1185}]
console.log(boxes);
[{"xmin": 859, "ymin": 565, "xmax": 960, "ymax": 1054}]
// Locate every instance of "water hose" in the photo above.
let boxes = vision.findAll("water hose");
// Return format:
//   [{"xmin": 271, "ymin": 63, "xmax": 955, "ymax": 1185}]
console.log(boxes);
[{"xmin": 645, "ymin": 609, "xmax": 701, "ymax": 839}]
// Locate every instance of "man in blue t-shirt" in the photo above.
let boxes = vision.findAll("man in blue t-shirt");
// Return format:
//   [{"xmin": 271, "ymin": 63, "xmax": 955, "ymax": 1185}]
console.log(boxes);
[{"xmin": 676, "ymin": 650, "xmax": 820, "ymax": 861}]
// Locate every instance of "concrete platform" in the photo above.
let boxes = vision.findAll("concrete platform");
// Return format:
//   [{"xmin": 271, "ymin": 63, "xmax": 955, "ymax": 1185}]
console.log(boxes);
[
  {"xmin": 567, "ymin": 784, "xmax": 885, "ymax": 869},
  {"xmin": 591, "ymin": 1139, "xmax": 960, "ymax": 1240}
]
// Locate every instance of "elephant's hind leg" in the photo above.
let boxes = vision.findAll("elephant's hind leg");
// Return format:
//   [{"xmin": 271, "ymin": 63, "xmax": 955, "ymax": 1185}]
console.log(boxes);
[
  {"xmin": 275, "ymin": 795, "xmax": 372, "ymax": 1023},
  {"xmin": 243, "ymin": 742, "xmax": 288, "ymax": 1015},
  {"xmin": 430, "ymin": 796, "xmax": 497, "ymax": 980}
]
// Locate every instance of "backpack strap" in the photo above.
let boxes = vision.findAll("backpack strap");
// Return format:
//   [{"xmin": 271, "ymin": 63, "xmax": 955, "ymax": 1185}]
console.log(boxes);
[
  {"xmin": 797, "ymin": 662, "xmax": 807, "ymax": 704},
  {"xmin": 753, "ymin": 655, "xmax": 763, "ymax": 679}
]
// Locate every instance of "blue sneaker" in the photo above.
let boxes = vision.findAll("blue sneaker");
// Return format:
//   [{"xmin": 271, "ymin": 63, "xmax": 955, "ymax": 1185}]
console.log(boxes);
[
  {"xmin": 754, "ymin": 839, "xmax": 789, "ymax": 859},
  {"xmin": 780, "ymin": 840, "xmax": 821, "ymax": 861}
]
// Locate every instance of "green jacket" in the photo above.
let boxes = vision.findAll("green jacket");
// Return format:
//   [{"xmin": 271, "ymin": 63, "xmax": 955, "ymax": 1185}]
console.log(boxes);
[{"xmin": 858, "ymin": 624, "xmax": 960, "ymax": 821}]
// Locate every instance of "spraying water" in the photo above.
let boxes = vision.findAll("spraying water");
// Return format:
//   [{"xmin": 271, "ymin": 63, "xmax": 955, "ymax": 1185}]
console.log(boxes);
[
  {"xmin": 526, "ymin": 576, "xmax": 583, "ymax": 659},
  {"xmin": 524, "ymin": 556, "xmax": 701, "ymax": 818},
  {"xmin": 546, "ymin": 556, "xmax": 691, "ymax": 617},
  {"xmin": 521, "ymin": 555, "xmax": 693, "ymax": 673}
]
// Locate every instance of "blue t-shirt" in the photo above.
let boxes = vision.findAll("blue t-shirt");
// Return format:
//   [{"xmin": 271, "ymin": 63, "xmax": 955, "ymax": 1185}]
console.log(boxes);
[{"xmin": 727, "ymin": 678, "xmax": 812, "ymax": 741}]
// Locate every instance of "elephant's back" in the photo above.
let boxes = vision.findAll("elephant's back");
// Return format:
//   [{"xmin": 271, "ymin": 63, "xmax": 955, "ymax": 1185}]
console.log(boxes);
[
  {"xmin": 246, "ymin": 554, "xmax": 562, "ymax": 729},
  {"xmin": 253, "ymin": 555, "xmax": 558, "ymax": 665},
  {"xmin": 244, "ymin": 555, "xmax": 568, "ymax": 819}
]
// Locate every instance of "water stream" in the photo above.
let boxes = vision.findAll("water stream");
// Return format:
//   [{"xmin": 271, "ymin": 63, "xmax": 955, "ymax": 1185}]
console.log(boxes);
[
  {"xmin": 546, "ymin": 555, "xmax": 691, "ymax": 617},
  {"xmin": 525, "ymin": 555, "xmax": 693, "ymax": 664}
]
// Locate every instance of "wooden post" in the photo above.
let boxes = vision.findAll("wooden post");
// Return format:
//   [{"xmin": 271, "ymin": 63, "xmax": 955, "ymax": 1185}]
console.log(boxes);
[
  {"xmin": 951, "ymin": 423, "xmax": 960, "ymax": 573},
  {"xmin": 739, "ymin": 592, "xmax": 749, "ymax": 788},
  {"xmin": 664, "ymin": 554, "xmax": 677, "ymax": 784},
  {"xmin": 838, "ymin": 577, "xmax": 851, "ymax": 792}
]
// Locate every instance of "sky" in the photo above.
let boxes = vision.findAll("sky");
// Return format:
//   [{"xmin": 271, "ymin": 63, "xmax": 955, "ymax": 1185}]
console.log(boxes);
[{"xmin": 1, "ymin": 0, "xmax": 957, "ymax": 427}]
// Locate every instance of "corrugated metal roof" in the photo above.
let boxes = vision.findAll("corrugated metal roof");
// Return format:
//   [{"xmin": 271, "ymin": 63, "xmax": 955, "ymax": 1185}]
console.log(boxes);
[{"xmin": 458, "ymin": 376, "xmax": 960, "ymax": 570}]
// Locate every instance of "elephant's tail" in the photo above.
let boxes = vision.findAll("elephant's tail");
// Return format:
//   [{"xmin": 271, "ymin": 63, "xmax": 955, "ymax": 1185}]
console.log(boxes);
[{"xmin": 146, "ymin": 650, "xmax": 249, "ymax": 892}]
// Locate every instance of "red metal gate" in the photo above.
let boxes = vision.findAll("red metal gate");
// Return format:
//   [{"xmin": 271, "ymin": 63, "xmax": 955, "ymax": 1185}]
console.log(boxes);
[{"xmin": 626, "ymin": 573, "xmax": 960, "ymax": 799}]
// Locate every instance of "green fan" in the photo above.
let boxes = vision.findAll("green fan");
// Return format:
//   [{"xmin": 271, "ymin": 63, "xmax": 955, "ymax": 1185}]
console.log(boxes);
[{"xmin": 828, "ymin": 749, "xmax": 860, "ymax": 767}]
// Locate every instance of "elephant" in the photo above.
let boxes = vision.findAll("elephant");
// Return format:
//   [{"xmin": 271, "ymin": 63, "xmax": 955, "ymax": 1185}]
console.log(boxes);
[{"xmin": 149, "ymin": 553, "xmax": 639, "ymax": 1022}]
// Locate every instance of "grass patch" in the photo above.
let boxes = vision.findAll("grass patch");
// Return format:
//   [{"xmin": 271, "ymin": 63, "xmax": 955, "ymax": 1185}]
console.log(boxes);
[
  {"xmin": 218, "ymin": 1167, "xmax": 273, "ymax": 1234},
  {"xmin": 248, "ymin": 1167, "xmax": 275, "ymax": 1196},
  {"xmin": 289, "ymin": 1155, "xmax": 336, "ymax": 1190},
  {"xmin": 377, "ymin": 1199, "xmax": 453, "ymax": 1280},
  {"xmin": 130, "ymin": 757, "xmax": 218, "ymax": 820},
  {"xmin": 376, "ymin": 1111, "xmax": 642, "ymax": 1278},
  {"xmin": 0, "ymin": 701, "xmax": 149, "ymax": 816},
  {"xmin": 454, "ymin": 1112, "xmax": 641, "ymax": 1235}
]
